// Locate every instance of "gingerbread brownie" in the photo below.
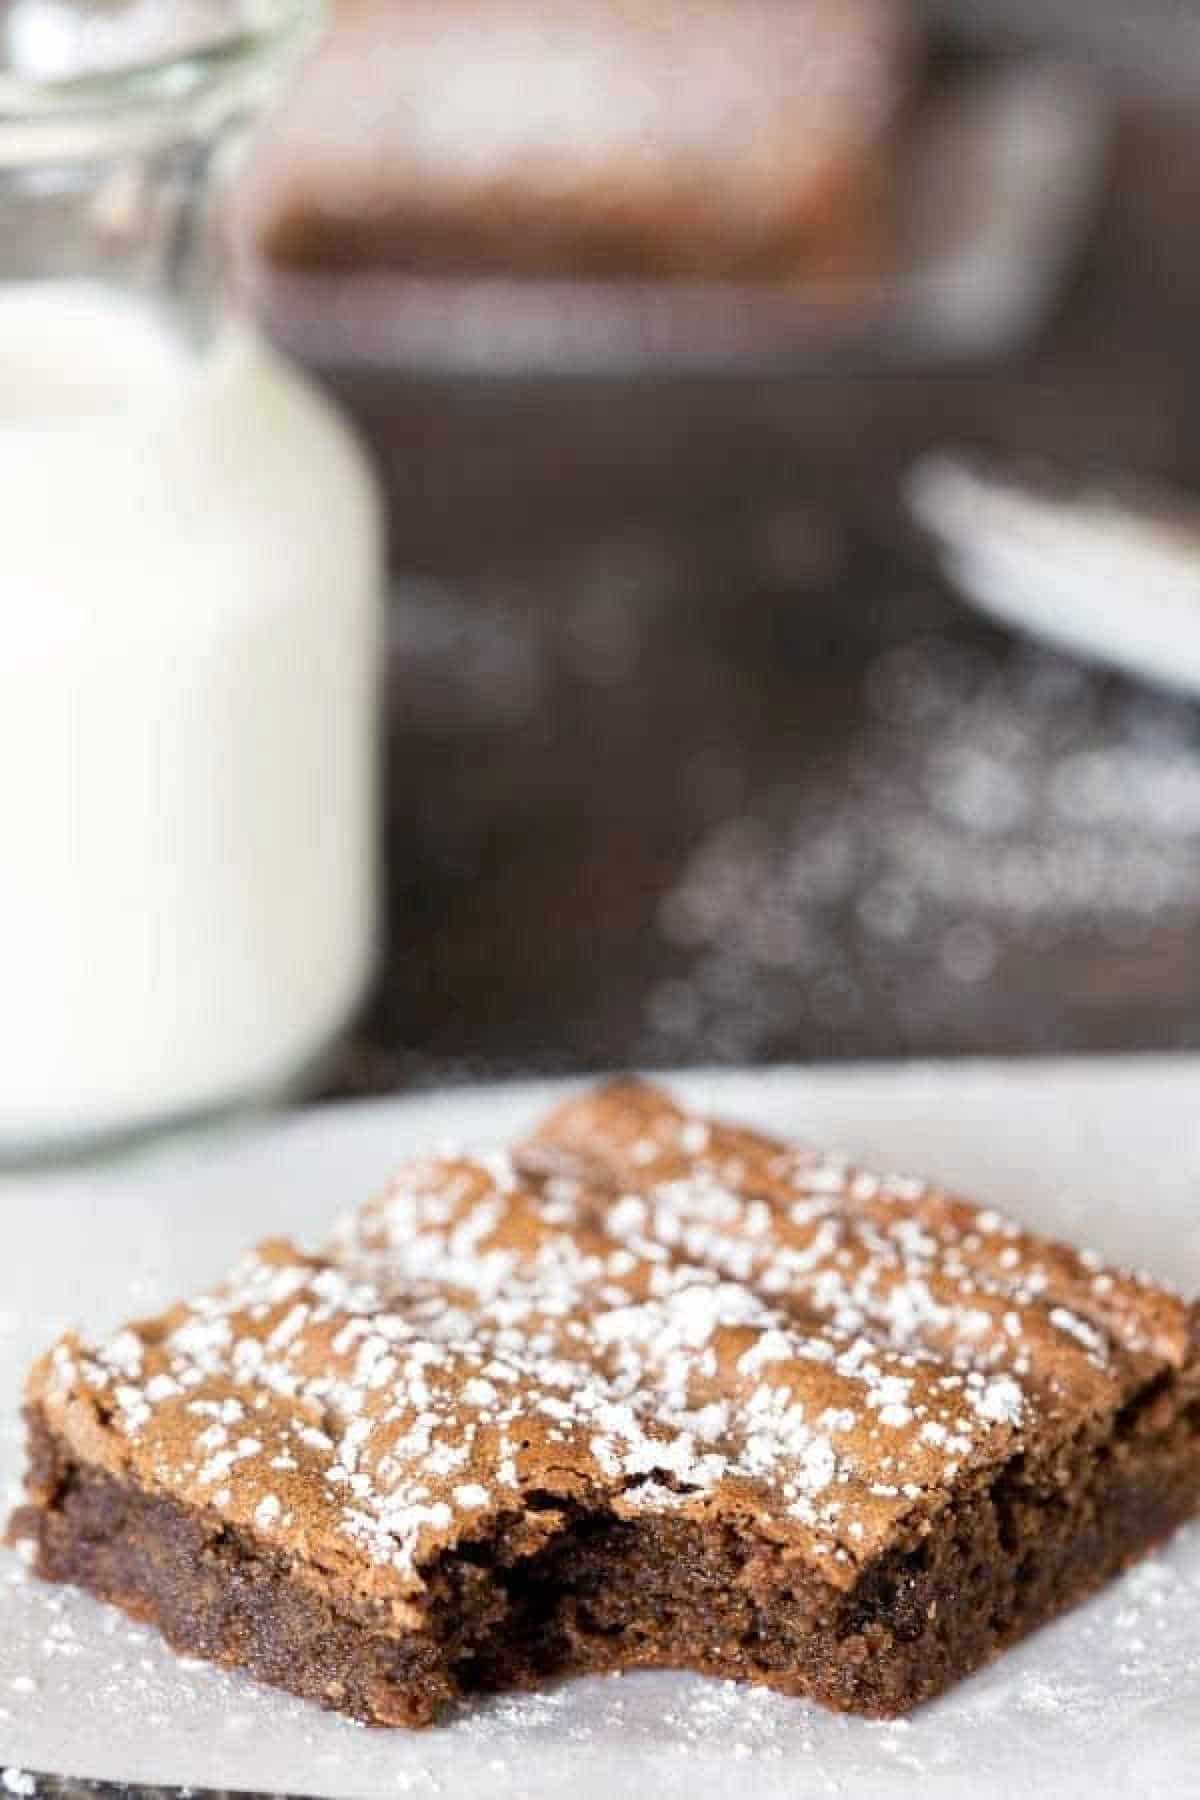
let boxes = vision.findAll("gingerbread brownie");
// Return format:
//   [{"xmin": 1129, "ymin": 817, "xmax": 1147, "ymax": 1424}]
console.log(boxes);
[
  {"xmin": 10, "ymin": 1082, "xmax": 1200, "ymax": 1726},
  {"xmin": 251, "ymin": 0, "xmax": 914, "ymax": 280}
]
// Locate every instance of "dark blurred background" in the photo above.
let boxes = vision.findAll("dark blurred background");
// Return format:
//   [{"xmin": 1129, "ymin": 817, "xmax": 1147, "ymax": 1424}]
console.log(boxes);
[{"xmin": 253, "ymin": 0, "xmax": 1200, "ymax": 1093}]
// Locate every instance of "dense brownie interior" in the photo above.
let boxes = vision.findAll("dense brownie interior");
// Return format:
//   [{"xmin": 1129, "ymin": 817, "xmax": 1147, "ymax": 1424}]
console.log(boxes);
[
  {"xmin": 12, "ymin": 1082, "xmax": 1200, "ymax": 1728},
  {"xmin": 19, "ymin": 1364, "xmax": 1200, "ymax": 1727}
]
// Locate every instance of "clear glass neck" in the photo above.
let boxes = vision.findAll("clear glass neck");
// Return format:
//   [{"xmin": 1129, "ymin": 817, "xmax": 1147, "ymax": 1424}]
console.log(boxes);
[{"xmin": 0, "ymin": 1, "xmax": 320, "ymax": 347}]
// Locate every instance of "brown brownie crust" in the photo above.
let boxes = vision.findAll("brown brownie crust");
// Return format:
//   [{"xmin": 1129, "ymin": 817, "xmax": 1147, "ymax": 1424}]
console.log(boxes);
[
  {"xmin": 16, "ymin": 1376, "xmax": 1200, "ymax": 1726},
  {"xmin": 10, "ymin": 1081, "xmax": 1200, "ymax": 1727},
  {"xmin": 250, "ymin": 0, "xmax": 914, "ymax": 280}
]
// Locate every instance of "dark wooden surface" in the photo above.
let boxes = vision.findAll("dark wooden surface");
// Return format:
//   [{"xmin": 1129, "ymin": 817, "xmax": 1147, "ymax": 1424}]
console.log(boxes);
[{"xmin": 277, "ymin": 97, "xmax": 1200, "ymax": 1096}]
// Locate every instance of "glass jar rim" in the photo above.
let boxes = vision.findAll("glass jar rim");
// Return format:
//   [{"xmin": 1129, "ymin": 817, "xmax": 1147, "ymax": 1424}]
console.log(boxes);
[{"xmin": 0, "ymin": 0, "xmax": 321, "ymax": 160}]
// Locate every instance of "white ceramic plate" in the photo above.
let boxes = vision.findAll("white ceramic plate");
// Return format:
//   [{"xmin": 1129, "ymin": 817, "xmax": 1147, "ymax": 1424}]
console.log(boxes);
[{"xmin": 2, "ymin": 1059, "xmax": 1199, "ymax": 1798}]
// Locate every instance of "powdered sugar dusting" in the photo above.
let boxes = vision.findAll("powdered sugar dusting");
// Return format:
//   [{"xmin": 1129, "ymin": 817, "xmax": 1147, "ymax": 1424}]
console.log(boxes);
[
  {"xmin": 25, "ymin": 1083, "xmax": 1192, "ymax": 1613},
  {"xmin": 649, "ymin": 642, "xmax": 1200, "ymax": 1063},
  {"xmin": 3, "ymin": 1068, "xmax": 1200, "ymax": 1794}
]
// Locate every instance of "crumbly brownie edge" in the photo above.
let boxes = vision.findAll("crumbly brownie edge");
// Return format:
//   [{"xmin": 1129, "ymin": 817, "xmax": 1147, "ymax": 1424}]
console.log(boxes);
[
  {"xmin": 11, "ymin": 1367, "xmax": 1200, "ymax": 1727},
  {"xmin": 9, "ymin": 1409, "xmax": 466, "ymax": 1728}
]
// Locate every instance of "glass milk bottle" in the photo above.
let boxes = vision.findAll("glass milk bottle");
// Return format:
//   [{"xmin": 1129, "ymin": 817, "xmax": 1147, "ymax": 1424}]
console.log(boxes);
[{"xmin": 0, "ymin": 2, "xmax": 384, "ymax": 1154}]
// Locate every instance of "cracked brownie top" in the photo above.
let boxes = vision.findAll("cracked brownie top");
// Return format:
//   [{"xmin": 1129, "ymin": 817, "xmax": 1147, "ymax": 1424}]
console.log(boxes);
[{"xmin": 27, "ymin": 1083, "xmax": 1197, "ymax": 1615}]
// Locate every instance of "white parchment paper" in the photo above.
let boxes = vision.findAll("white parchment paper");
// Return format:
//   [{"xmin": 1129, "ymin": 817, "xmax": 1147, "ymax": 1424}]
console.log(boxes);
[{"xmin": 2, "ymin": 1060, "xmax": 1198, "ymax": 1798}]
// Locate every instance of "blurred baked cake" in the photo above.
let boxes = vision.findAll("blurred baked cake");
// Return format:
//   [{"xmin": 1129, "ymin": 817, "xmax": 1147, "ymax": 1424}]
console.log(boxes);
[{"xmin": 250, "ymin": 0, "xmax": 916, "ymax": 281}]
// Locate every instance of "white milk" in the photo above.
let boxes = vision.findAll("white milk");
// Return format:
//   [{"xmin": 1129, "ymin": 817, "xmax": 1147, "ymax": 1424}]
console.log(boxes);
[{"xmin": 0, "ymin": 285, "xmax": 384, "ymax": 1149}]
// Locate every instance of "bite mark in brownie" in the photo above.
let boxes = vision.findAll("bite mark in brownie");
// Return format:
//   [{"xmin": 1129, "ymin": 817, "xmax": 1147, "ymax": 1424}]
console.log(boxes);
[{"xmin": 10, "ymin": 1082, "xmax": 1200, "ymax": 1726}]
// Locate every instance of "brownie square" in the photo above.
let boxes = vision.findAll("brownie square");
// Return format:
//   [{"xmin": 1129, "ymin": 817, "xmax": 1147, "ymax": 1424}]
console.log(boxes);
[
  {"xmin": 11, "ymin": 1082, "xmax": 1200, "ymax": 1725},
  {"xmin": 250, "ymin": 0, "xmax": 913, "ymax": 281}
]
